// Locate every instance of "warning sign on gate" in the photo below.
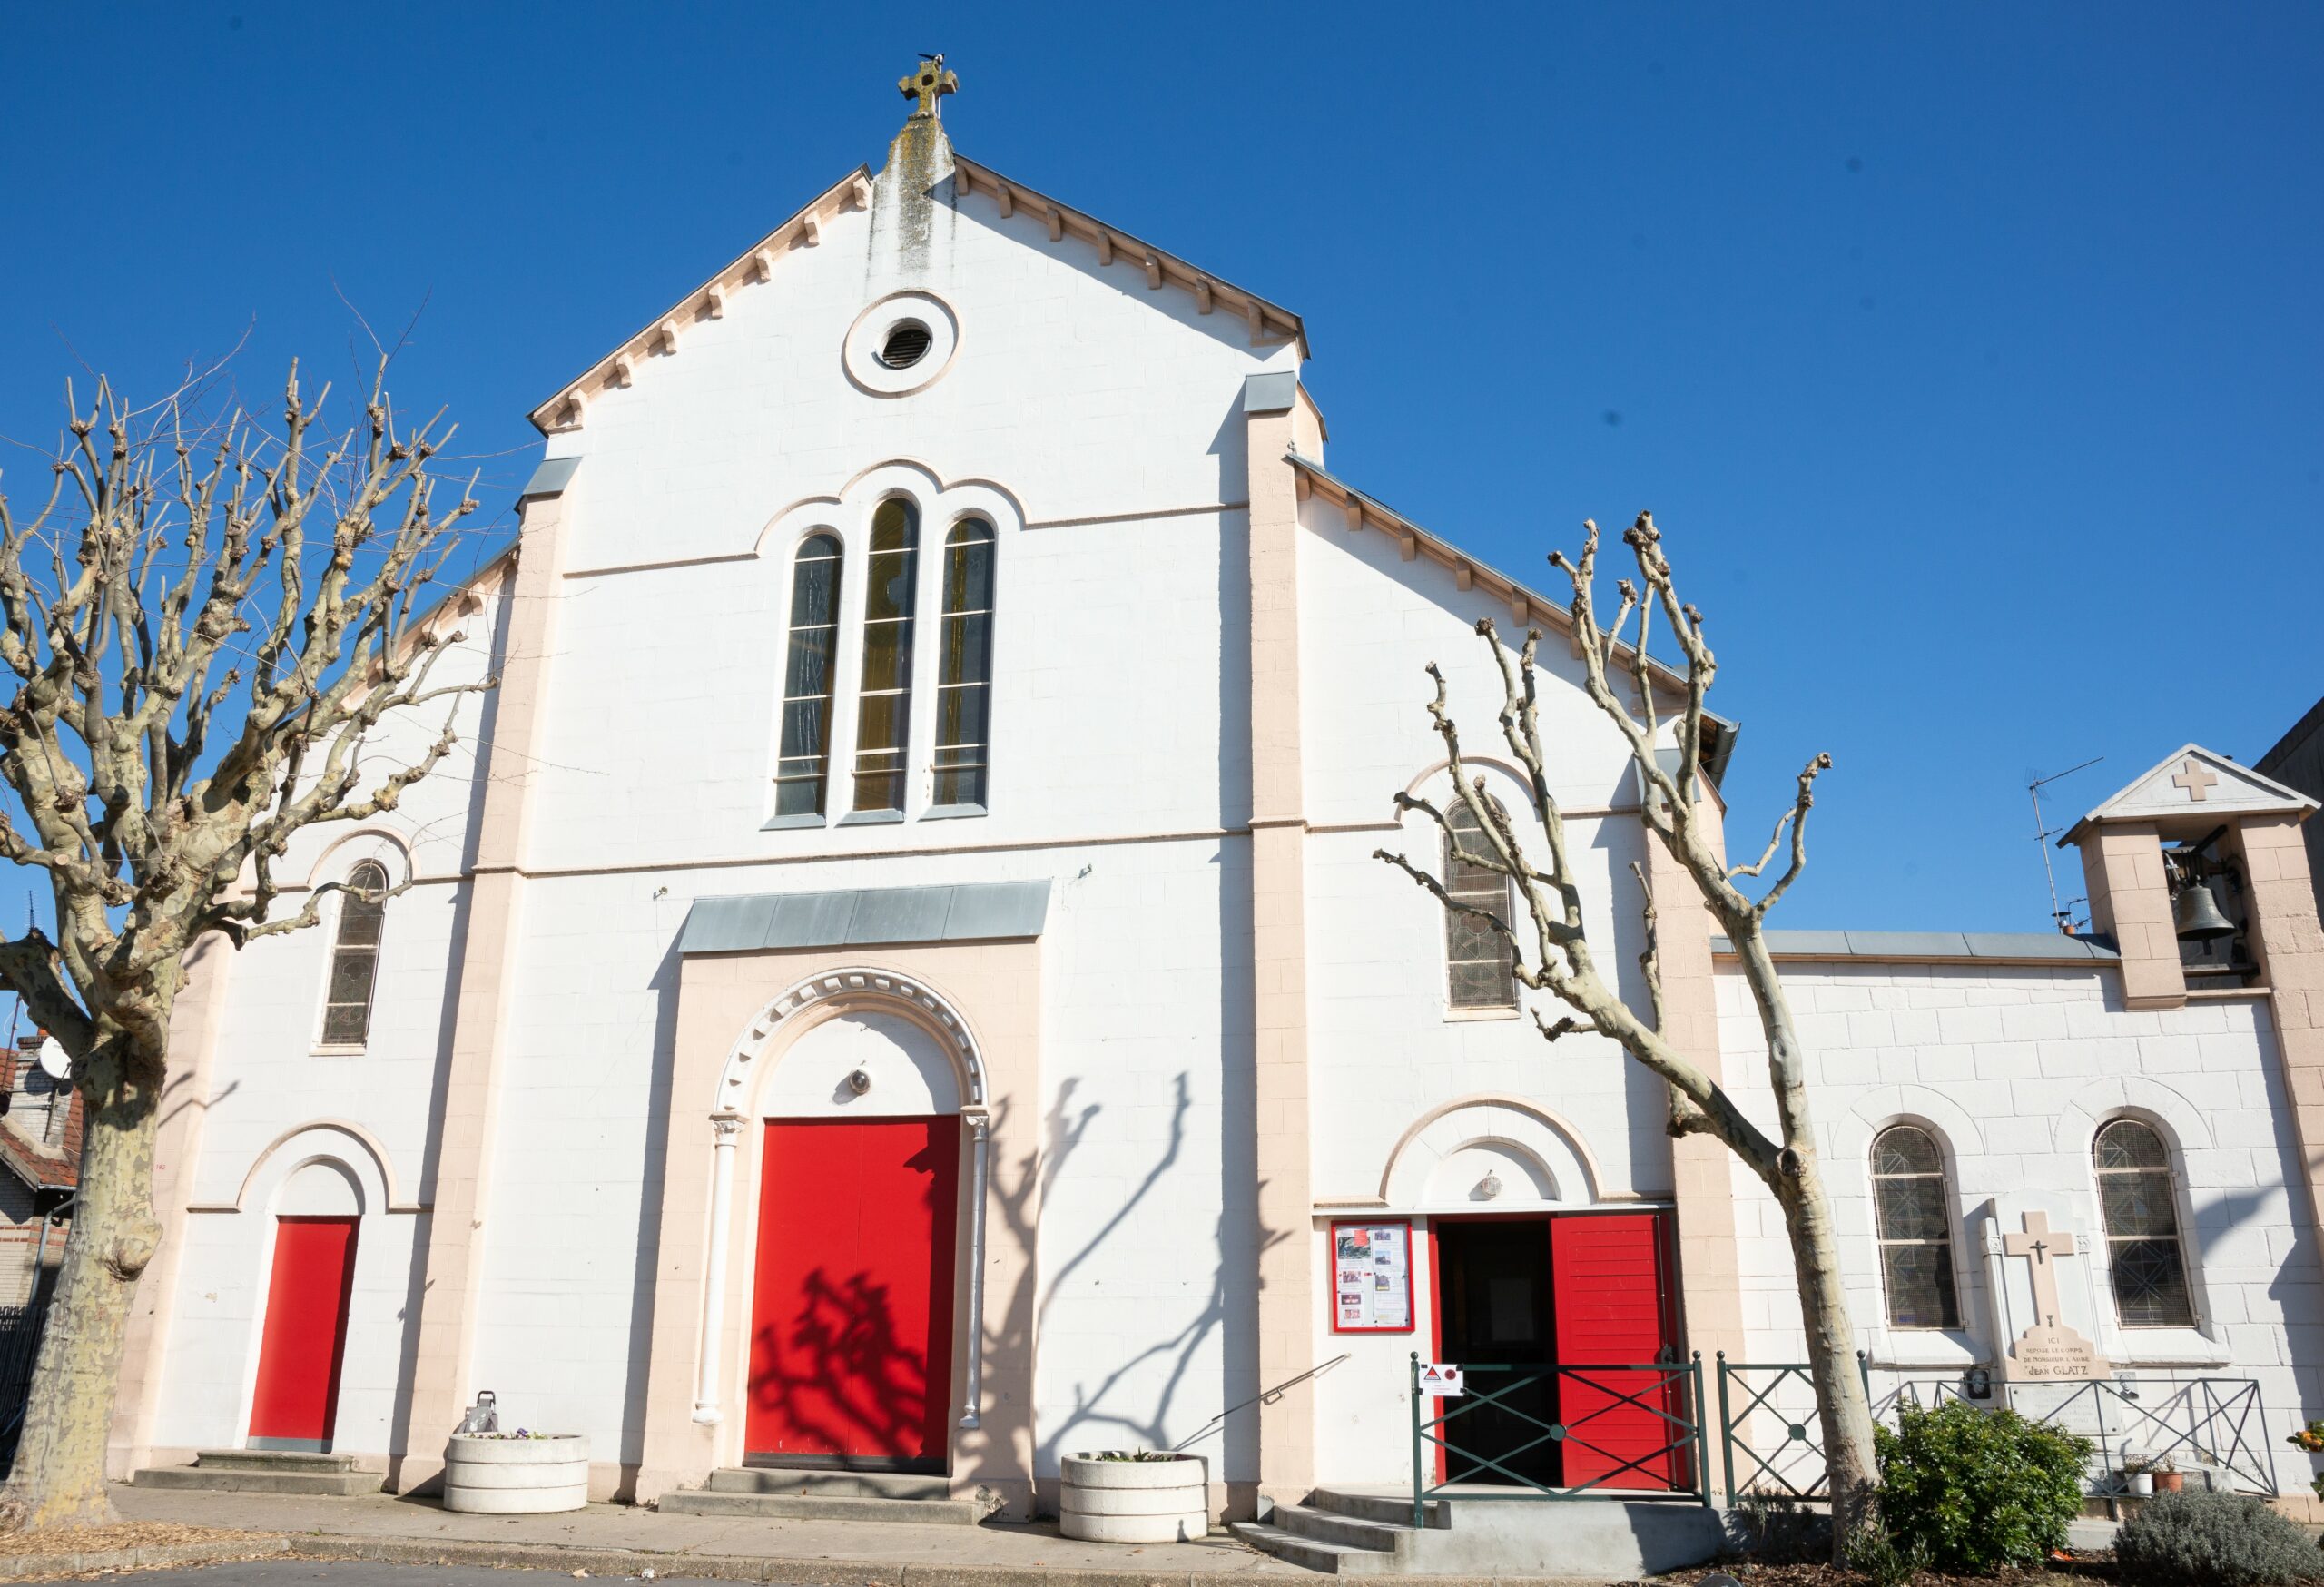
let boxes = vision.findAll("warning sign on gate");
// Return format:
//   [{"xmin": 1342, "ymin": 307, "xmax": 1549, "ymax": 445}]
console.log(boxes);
[{"xmin": 1417, "ymin": 1363, "xmax": 1465, "ymax": 1396}]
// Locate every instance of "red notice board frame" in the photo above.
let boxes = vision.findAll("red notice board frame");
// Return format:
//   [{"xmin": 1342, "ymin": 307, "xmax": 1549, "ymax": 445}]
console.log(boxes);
[{"xmin": 1328, "ymin": 1219, "xmax": 1418, "ymax": 1335}]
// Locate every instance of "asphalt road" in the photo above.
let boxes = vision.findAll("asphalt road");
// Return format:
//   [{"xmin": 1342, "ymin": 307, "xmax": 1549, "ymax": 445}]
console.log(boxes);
[{"xmin": 63, "ymin": 1567, "xmax": 734, "ymax": 1587}]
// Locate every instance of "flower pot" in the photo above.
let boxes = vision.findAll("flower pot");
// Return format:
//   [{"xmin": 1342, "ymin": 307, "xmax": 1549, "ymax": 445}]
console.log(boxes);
[
  {"xmin": 444, "ymin": 1434, "xmax": 589, "ymax": 1513},
  {"xmin": 1059, "ymin": 1454, "xmax": 1206, "ymax": 1543},
  {"xmin": 2126, "ymin": 1472, "xmax": 2153, "ymax": 1497},
  {"xmin": 2153, "ymin": 1470, "xmax": 2184, "ymax": 1493}
]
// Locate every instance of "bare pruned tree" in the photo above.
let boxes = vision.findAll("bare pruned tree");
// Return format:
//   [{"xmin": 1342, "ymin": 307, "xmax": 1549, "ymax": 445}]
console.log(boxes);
[
  {"xmin": 1375, "ymin": 511, "xmax": 1878, "ymax": 1555},
  {"xmin": 0, "ymin": 360, "xmax": 497, "ymax": 1528}
]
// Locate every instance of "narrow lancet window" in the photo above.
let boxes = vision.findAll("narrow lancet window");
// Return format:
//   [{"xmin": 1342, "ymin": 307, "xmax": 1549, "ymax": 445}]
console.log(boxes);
[
  {"xmin": 933, "ymin": 518, "xmax": 995, "ymax": 809},
  {"xmin": 1443, "ymin": 803, "xmax": 1517, "ymax": 1010},
  {"xmin": 1872, "ymin": 1125, "xmax": 1960, "ymax": 1328},
  {"xmin": 2095, "ymin": 1119, "xmax": 2196, "ymax": 1327},
  {"xmin": 321, "ymin": 862, "xmax": 388, "ymax": 1048},
  {"xmin": 851, "ymin": 499, "xmax": 920, "ymax": 813},
  {"xmin": 773, "ymin": 534, "xmax": 843, "ymax": 818}
]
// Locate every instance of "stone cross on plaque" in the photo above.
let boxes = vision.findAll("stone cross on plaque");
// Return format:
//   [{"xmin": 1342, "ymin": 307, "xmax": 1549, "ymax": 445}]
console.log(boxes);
[
  {"xmin": 2000, "ymin": 1210, "xmax": 2110, "ymax": 1381},
  {"xmin": 2003, "ymin": 1210, "xmax": 2075, "ymax": 1327}
]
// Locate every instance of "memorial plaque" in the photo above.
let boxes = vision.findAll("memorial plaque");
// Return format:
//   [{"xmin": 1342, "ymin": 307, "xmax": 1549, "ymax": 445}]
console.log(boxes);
[{"xmin": 2000, "ymin": 1211, "xmax": 2111, "ymax": 1382}]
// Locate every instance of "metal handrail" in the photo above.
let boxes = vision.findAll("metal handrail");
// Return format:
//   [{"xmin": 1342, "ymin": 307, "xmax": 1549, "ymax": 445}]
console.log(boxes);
[
  {"xmin": 1167, "ymin": 1353, "xmax": 1351, "ymax": 1454},
  {"xmin": 1409, "ymin": 1352, "xmax": 1711, "ymax": 1527}
]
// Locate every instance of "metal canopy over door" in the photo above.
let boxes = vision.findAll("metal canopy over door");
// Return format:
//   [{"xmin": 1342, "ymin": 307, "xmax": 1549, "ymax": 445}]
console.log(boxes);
[
  {"xmin": 247, "ymin": 1216, "xmax": 359, "ymax": 1452},
  {"xmin": 747, "ymin": 1117, "xmax": 959, "ymax": 1469},
  {"xmin": 1549, "ymin": 1212, "xmax": 1682, "ymax": 1490}
]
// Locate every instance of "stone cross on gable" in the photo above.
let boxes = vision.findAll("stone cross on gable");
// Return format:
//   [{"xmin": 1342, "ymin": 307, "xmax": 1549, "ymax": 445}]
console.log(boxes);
[
  {"xmin": 2003, "ymin": 1210, "xmax": 2078, "ymax": 1327},
  {"xmin": 2172, "ymin": 758, "xmax": 2219, "ymax": 802},
  {"xmin": 900, "ymin": 54, "xmax": 958, "ymax": 120}
]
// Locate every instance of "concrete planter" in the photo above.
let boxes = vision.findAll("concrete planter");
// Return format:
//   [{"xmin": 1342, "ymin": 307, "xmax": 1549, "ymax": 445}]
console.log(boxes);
[
  {"xmin": 443, "ymin": 1434, "xmax": 588, "ymax": 1513},
  {"xmin": 1059, "ymin": 1454, "xmax": 1206, "ymax": 1543}
]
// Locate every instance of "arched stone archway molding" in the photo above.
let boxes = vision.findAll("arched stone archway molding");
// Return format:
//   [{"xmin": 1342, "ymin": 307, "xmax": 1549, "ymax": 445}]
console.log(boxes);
[
  {"xmin": 1831, "ymin": 1090, "xmax": 1991, "ymax": 1362},
  {"xmin": 1377, "ymin": 1095, "xmax": 1608, "ymax": 1208},
  {"xmin": 2051, "ymin": 1079, "xmax": 2228, "ymax": 1355},
  {"xmin": 188, "ymin": 1119, "xmax": 422, "ymax": 1215},
  {"xmin": 752, "ymin": 459, "xmax": 1027, "ymax": 562},
  {"xmin": 298, "ymin": 828, "xmax": 416, "ymax": 893},
  {"xmin": 689, "ymin": 968, "xmax": 995, "ymax": 1434},
  {"xmin": 2050, "ymin": 1075, "xmax": 2215, "ymax": 1158}
]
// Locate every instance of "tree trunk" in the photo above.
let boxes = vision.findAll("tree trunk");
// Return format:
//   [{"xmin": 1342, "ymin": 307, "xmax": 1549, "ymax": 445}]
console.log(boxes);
[
  {"xmin": 1774, "ymin": 1155, "xmax": 1880, "ymax": 1557},
  {"xmin": 0, "ymin": 1019, "xmax": 168, "ymax": 1531}
]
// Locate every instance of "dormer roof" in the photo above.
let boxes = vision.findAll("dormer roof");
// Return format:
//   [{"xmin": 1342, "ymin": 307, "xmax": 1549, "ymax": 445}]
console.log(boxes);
[{"xmin": 2059, "ymin": 743, "xmax": 2319, "ymax": 847}]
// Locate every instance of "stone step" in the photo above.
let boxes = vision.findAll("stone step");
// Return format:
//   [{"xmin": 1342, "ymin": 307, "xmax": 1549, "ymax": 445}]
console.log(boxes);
[
  {"xmin": 133, "ymin": 1465, "xmax": 381, "ymax": 1496},
  {"xmin": 193, "ymin": 1449, "xmax": 362, "ymax": 1474},
  {"xmin": 1307, "ymin": 1486, "xmax": 1450, "ymax": 1530},
  {"xmin": 656, "ymin": 1488, "xmax": 984, "ymax": 1525},
  {"xmin": 1229, "ymin": 1521, "xmax": 1397, "ymax": 1575},
  {"xmin": 1267, "ymin": 1503, "xmax": 1412, "ymax": 1556},
  {"xmin": 706, "ymin": 1466, "xmax": 950, "ymax": 1501}
]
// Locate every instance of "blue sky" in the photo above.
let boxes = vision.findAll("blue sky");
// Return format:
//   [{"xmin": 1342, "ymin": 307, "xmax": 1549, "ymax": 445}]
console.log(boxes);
[{"xmin": 1, "ymin": 3, "xmax": 2318, "ymax": 932}]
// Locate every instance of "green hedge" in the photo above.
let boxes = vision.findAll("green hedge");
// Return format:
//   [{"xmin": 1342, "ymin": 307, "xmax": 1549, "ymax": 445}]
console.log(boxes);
[{"xmin": 1872, "ymin": 1400, "xmax": 2090, "ymax": 1573}]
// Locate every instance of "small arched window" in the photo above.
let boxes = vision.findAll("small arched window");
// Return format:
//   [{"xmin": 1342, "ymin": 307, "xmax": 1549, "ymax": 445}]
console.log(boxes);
[
  {"xmin": 851, "ymin": 499, "xmax": 920, "ymax": 814},
  {"xmin": 2094, "ymin": 1119, "xmax": 2195, "ymax": 1327},
  {"xmin": 320, "ymin": 862, "xmax": 388, "ymax": 1048},
  {"xmin": 1443, "ymin": 803, "xmax": 1516, "ymax": 1010},
  {"xmin": 1872, "ymin": 1125, "xmax": 1960, "ymax": 1328},
  {"xmin": 932, "ymin": 518, "xmax": 995, "ymax": 811},
  {"xmin": 773, "ymin": 533, "xmax": 844, "ymax": 819}
]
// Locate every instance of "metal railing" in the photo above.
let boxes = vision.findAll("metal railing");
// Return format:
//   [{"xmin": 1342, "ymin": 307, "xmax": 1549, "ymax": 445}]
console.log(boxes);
[
  {"xmin": 1717, "ymin": 1358, "xmax": 2278, "ymax": 1503},
  {"xmin": 0, "ymin": 1295, "xmax": 54, "ymax": 1474},
  {"xmin": 1409, "ymin": 1352, "xmax": 1712, "ymax": 1526}
]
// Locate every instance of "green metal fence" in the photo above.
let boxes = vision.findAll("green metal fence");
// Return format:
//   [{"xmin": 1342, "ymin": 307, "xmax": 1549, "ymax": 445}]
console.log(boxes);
[
  {"xmin": 1714, "ymin": 1353, "xmax": 1873, "ymax": 1503},
  {"xmin": 1408, "ymin": 1353, "xmax": 1713, "ymax": 1528}
]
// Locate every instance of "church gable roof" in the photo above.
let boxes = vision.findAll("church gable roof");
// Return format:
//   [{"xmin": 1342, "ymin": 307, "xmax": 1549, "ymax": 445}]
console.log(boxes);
[
  {"xmin": 2062, "ymin": 743, "xmax": 2318, "ymax": 844},
  {"xmin": 528, "ymin": 145, "xmax": 1307, "ymax": 438}
]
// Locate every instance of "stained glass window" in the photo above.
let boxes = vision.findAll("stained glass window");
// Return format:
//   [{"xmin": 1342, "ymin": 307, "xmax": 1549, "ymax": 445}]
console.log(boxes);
[
  {"xmin": 851, "ymin": 500, "xmax": 919, "ymax": 813},
  {"xmin": 773, "ymin": 534, "xmax": 843, "ymax": 818},
  {"xmin": 320, "ymin": 862, "xmax": 388, "ymax": 1048},
  {"xmin": 933, "ymin": 518, "xmax": 995, "ymax": 809},
  {"xmin": 2094, "ymin": 1119, "xmax": 2195, "ymax": 1327},
  {"xmin": 1443, "ymin": 803, "xmax": 1516, "ymax": 1010},
  {"xmin": 1873, "ymin": 1125, "xmax": 1960, "ymax": 1328}
]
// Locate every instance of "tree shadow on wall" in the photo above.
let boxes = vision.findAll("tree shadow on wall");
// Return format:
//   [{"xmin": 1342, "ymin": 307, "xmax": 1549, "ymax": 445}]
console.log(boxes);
[{"xmin": 748, "ymin": 1267, "xmax": 937, "ymax": 1466}]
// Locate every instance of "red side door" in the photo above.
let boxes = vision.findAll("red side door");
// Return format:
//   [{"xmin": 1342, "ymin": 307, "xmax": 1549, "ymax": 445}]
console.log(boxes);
[
  {"xmin": 748, "ymin": 1118, "xmax": 959, "ymax": 1467},
  {"xmin": 248, "ymin": 1216, "xmax": 359, "ymax": 1448},
  {"xmin": 1550, "ymin": 1212, "xmax": 1681, "ymax": 1490}
]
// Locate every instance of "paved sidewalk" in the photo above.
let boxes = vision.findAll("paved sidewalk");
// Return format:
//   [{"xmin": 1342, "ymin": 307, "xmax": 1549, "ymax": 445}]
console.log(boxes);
[{"xmin": 111, "ymin": 1485, "xmax": 1329, "ymax": 1584}]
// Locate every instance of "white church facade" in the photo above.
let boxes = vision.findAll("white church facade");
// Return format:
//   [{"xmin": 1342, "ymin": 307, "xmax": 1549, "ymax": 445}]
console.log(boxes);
[{"xmin": 107, "ymin": 71, "xmax": 2324, "ymax": 1536}]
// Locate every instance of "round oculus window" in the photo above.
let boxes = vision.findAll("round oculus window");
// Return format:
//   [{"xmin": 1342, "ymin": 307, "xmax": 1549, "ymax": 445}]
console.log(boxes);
[{"xmin": 879, "ymin": 321, "xmax": 933, "ymax": 370}]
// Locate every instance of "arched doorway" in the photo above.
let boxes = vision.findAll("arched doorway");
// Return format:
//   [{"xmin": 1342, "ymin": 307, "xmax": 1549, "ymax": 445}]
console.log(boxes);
[{"xmin": 743, "ymin": 1006, "xmax": 966, "ymax": 1471}]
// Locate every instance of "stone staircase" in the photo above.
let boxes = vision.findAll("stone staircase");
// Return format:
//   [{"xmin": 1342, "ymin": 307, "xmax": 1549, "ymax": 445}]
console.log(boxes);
[
  {"xmin": 132, "ymin": 1449, "xmax": 381, "ymax": 1496},
  {"xmin": 656, "ymin": 1467, "xmax": 986, "ymax": 1525},
  {"xmin": 1230, "ymin": 1487, "xmax": 1442, "ymax": 1574}
]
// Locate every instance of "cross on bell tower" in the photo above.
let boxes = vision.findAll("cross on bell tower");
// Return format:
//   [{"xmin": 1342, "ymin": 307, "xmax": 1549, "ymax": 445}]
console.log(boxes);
[{"xmin": 900, "ymin": 54, "xmax": 958, "ymax": 120}]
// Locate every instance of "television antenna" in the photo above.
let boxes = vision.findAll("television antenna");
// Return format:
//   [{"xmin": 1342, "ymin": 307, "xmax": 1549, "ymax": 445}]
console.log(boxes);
[{"xmin": 2028, "ymin": 756, "xmax": 2104, "ymax": 932}]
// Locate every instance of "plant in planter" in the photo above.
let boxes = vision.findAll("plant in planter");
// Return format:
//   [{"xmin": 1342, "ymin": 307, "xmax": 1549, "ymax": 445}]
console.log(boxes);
[
  {"xmin": 2286, "ymin": 1420, "xmax": 2324, "ymax": 1500},
  {"xmin": 2119, "ymin": 1455, "xmax": 2159, "ymax": 1497},
  {"xmin": 443, "ymin": 1428, "xmax": 590, "ymax": 1514},
  {"xmin": 1059, "ymin": 1451, "xmax": 1207, "ymax": 1543},
  {"xmin": 2149, "ymin": 1455, "xmax": 2184, "ymax": 1494}
]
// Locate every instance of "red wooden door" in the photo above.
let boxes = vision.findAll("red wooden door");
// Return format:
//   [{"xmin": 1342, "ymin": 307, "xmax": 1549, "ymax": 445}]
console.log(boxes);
[
  {"xmin": 1549, "ymin": 1213, "xmax": 1681, "ymax": 1490},
  {"xmin": 747, "ymin": 1118, "xmax": 959, "ymax": 1466},
  {"xmin": 248, "ymin": 1216, "xmax": 359, "ymax": 1447}
]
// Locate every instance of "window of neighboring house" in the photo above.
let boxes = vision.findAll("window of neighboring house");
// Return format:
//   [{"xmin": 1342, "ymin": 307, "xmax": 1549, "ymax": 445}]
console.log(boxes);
[
  {"xmin": 2094, "ymin": 1119, "xmax": 2197, "ymax": 1327},
  {"xmin": 932, "ymin": 518, "xmax": 995, "ymax": 810},
  {"xmin": 320, "ymin": 862, "xmax": 388, "ymax": 1048},
  {"xmin": 851, "ymin": 499, "xmax": 919, "ymax": 814},
  {"xmin": 1871, "ymin": 1124, "xmax": 1961, "ymax": 1328},
  {"xmin": 773, "ymin": 533, "xmax": 844, "ymax": 819},
  {"xmin": 1443, "ymin": 802, "xmax": 1517, "ymax": 1010}
]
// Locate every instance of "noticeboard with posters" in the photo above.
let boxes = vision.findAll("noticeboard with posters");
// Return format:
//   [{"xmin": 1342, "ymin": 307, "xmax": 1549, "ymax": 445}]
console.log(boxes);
[{"xmin": 1329, "ymin": 1220, "xmax": 1414, "ymax": 1334}]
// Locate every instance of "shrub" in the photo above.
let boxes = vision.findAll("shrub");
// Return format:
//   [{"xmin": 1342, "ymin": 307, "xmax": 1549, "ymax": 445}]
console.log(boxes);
[
  {"xmin": 2114, "ymin": 1490, "xmax": 2324, "ymax": 1586},
  {"xmin": 1872, "ymin": 1399, "xmax": 2091, "ymax": 1572}
]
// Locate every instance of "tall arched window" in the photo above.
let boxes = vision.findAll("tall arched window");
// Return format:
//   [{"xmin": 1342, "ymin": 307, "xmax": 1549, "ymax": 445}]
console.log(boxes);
[
  {"xmin": 932, "ymin": 518, "xmax": 995, "ymax": 811},
  {"xmin": 1443, "ymin": 803, "xmax": 1516, "ymax": 1010},
  {"xmin": 2094, "ymin": 1119, "xmax": 2195, "ymax": 1327},
  {"xmin": 1872, "ymin": 1124, "xmax": 1960, "ymax": 1328},
  {"xmin": 320, "ymin": 862, "xmax": 388, "ymax": 1048},
  {"xmin": 851, "ymin": 499, "xmax": 919, "ymax": 814},
  {"xmin": 773, "ymin": 533, "xmax": 844, "ymax": 819}
]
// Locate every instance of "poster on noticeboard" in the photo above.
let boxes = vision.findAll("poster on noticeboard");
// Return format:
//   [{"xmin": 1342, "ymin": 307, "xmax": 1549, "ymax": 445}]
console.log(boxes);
[{"xmin": 1330, "ymin": 1221, "xmax": 1413, "ymax": 1334}]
